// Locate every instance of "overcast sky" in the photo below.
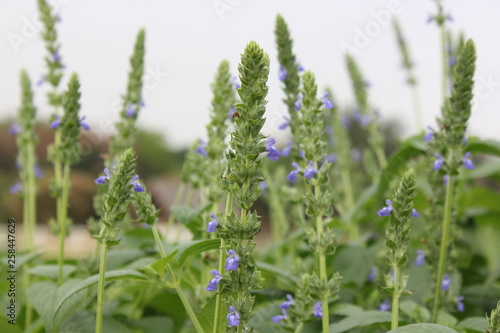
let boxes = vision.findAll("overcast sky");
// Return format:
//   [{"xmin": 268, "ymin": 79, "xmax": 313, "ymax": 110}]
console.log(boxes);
[{"xmin": 1, "ymin": 0, "xmax": 499, "ymax": 150}]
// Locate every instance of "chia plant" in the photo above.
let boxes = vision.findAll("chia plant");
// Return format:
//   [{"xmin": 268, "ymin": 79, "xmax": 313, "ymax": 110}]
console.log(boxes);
[{"xmin": 377, "ymin": 169, "xmax": 418, "ymax": 329}]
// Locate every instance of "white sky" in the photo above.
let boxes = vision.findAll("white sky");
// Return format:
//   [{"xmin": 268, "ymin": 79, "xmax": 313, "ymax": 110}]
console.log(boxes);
[{"xmin": 1, "ymin": 0, "xmax": 499, "ymax": 150}]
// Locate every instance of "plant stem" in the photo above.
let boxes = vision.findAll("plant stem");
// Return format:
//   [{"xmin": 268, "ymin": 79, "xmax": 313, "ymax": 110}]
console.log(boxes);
[
  {"xmin": 57, "ymin": 163, "xmax": 71, "ymax": 284},
  {"xmin": 391, "ymin": 265, "xmax": 400, "ymax": 329},
  {"xmin": 294, "ymin": 322, "xmax": 304, "ymax": 333},
  {"xmin": 314, "ymin": 182, "xmax": 329, "ymax": 333},
  {"xmin": 375, "ymin": 145, "xmax": 387, "ymax": 170},
  {"xmin": 432, "ymin": 173, "xmax": 454, "ymax": 323},
  {"xmin": 213, "ymin": 192, "xmax": 233, "ymax": 333},
  {"xmin": 166, "ymin": 182, "xmax": 185, "ymax": 239},
  {"xmin": 266, "ymin": 171, "xmax": 287, "ymax": 267},
  {"xmin": 95, "ymin": 241, "xmax": 108, "ymax": 333},
  {"xmin": 174, "ymin": 186, "xmax": 194, "ymax": 243},
  {"xmin": 151, "ymin": 224, "xmax": 166, "ymax": 258},
  {"xmin": 237, "ymin": 207, "xmax": 247, "ymax": 333}
]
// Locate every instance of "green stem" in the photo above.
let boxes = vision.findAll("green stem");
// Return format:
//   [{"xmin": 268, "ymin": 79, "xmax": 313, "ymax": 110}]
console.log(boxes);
[
  {"xmin": 266, "ymin": 171, "xmax": 287, "ymax": 267},
  {"xmin": 213, "ymin": 192, "xmax": 233, "ymax": 333},
  {"xmin": 237, "ymin": 207, "xmax": 247, "ymax": 333},
  {"xmin": 166, "ymin": 182, "xmax": 185, "ymax": 239},
  {"xmin": 432, "ymin": 174, "xmax": 454, "ymax": 323},
  {"xmin": 294, "ymin": 322, "xmax": 304, "ymax": 333},
  {"xmin": 391, "ymin": 265, "xmax": 400, "ymax": 329},
  {"xmin": 57, "ymin": 163, "xmax": 71, "ymax": 284},
  {"xmin": 174, "ymin": 186, "xmax": 194, "ymax": 243},
  {"xmin": 314, "ymin": 182, "xmax": 329, "ymax": 333},
  {"xmin": 95, "ymin": 241, "xmax": 109, "ymax": 333},
  {"xmin": 375, "ymin": 144, "xmax": 387, "ymax": 170},
  {"xmin": 151, "ymin": 224, "xmax": 167, "ymax": 258}
]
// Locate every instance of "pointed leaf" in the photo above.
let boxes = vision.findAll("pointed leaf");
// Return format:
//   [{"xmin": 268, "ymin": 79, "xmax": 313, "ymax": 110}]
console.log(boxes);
[
  {"xmin": 175, "ymin": 239, "xmax": 221, "ymax": 266},
  {"xmin": 387, "ymin": 323, "xmax": 459, "ymax": 332}
]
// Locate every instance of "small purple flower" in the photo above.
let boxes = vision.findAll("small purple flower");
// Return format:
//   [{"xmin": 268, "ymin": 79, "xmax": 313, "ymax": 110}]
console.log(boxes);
[
  {"xmin": 321, "ymin": 92, "xmax": 334, "ymax": 109},
  {"xmin": 353, "ymin": 111, "xmax": 371, "ymax": 127},
  {"xmin": 282, "ymin": 141, "xmax": 292, "ymax": 157},
  {"xmin": 9, "ymin": 123, "xmax": 21, "ymax": 135},
  {"xmin": 52, "ymin": 50, "xmax": 61, "ymax": 63},
  {"xmin": 231, "ymin": 76, "xmax": 241, "ymax": 89},
  {"xmin": 207, "ymin": 213, "xmax": 218, "ymax": 233},
  {"xmin": 195, "ymin": 139, "xmax": 207, "ymax": 158},
  {"xmin": 304, "ymin": 161, "xmax": 317, "ymax": 179},
  {"xmin": 279, "ymin": 65, "xmax": 288, "ymax": 82},
  {"xmin": 280, "ymin": 294, "xmax": 294, "ymax": 309},
  {"xmin": 265, "ymin": 137, "xmax": 281, "ymax": 161},
  {"xmin": 456, "ymin": 296, "xmax": 465, "ymax": 312},
  {"xmin": 287, "ymin": 162, "xmax": 301, "ymax": 181},
  {"xmin": 434, "ymin": 153, "xmax": 444, "ymax": 170},
  {"xmin": 297, "ymin": 63, "xmax": 304, "ymax": 72},
  {"xmin": 130, "ymin": 175, "xmax": 145, "ymax": 192},
  {"xmin": 206, "ymin": 269, "xmax": 222, "ymax": 291},
  {"xmin": 94, "ymin": 168, "xmax": 110, "ymax": 184},
  {"xmin": 462, "ymin": 152, "xmax": 475, "ymax": 170},
  {"xmin": 294, "ymin": 93, "xmax": 302, "ymax": 111},
  {"xmin": 313, "ymin": 301, "xmax": 322, "ymax": 319},
  {"xmin": 390, "ymin": 269, "xmax": 394, "ymax": 283},
  {"xmin": 443, "ymin": 175, "xmax": 450, "ymax": 186},
  {"xmin": 37, "ymin": 74, "xmax": 45, "ymax": 87},
  {"xmin": 126, "ymin": 103, "xmax": 136, "ymax": 117},
  {"xmin": 326, "ymin": 154, "xmax": 337, "ymax": 163},
  {"xmin": 441, "ymin": 274, "xmax": 451, "ymax": 291},
  {"xmin": 258, "ymin": 181, "xmax": 267, "ymax": 194},
  {"xmin": 50, "ymin": 114, "xmax": 61, "ymax": 129},
  {"xmin": 80, "ymin": 116, "xmax": 90, "ymax": 130},
  {"xmin": 139, "ymin": 99, "xmax": 145, "ymax": 107},
  {"xmin": 424, "ymin": 126, "xmax": 434, "ymax": 142},
  {"xmin": 228, "ymin": 106, "xmax": 236, "ymax": 119},
  {"xmin": 379, "ymin": 299, "xmax": 391, "ymax": 312},
  {"xmin": 448, "ymin": 56, "xmax": 457, "ymax": 67},
  {"xmin": 299, "ymin": 150, "xmax": 305, "ymax": 159},
  {"xmin": 368, "ymin": 266, "xmax": 377, "ymax": 282},
  {"xmin": 278, "ymin": 116, "xmax": 290, "ymax": 130},
  {"xmin": 411, "ymin": 208, "xmax": 420, "ymax": 217},
  {"xmin": 377, "ymin": 199, "xmax": 393, "ymax": 216},
  {"xmin": 225, "ymin": 250, "xmax": 240, "ymax": 271},
  {"xmin": 272, "ymin": 309, "xmax": 288, "ymax": 324},
  {"xmin": 9, "ymin": 182, "xmax": 22, "ymax": 194},
  {"xmin": 227, "ymin": 306, "xmax": 240, "ymax": 327},
  {"xmin": 415, "ymin": 250, "xmax": 425, "ymax": 267},
  {"xmin": 34, "ymin": 164, "xmax": 44, "ymax": 179}
]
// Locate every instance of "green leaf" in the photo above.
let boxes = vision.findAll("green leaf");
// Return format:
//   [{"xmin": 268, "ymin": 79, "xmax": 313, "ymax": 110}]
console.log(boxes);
[
  {"xmin": 474, "ymin": 213, "xmax": 500, "ymax": 272},
  {"xmin": 468, "ymin": 138, "xmax": 500, "ymax": 157},
  {"xmin": 456, "ymin": 317, "xmax": 488, "ymax": 332},
  {"xmin": 250, "ymin": 302, "xmax": 284, "ymax": 333},
  {"xmin": 331, "ymin": 303, "xmax": 364, "ymax": 317},
  {"xmin": 28, "ymin": 264, "xmax": 76, "ymax": 280},
  {"xmin": 399, "ymin": 300, "xmax": 430, "ymax": 322},
  {"xmin": 330, "ymin": 310, "xmax": 392, "ymax": 333},
  {"xmin": 150, "ymin": 250, "xmax": 178, "ymax": 275},
  {"xmin": 53, "ymin": 270, "xmax": 148, "ymax": 323},
  {"xmin": 0, "ymin": 316, "xmax": 23, "ymax": 333},
  {"xmin": 59, "ymin": 310, "xmax": 133, "ymax": 333},
  {"xmin": 256, "ymin": 261, "xmax": 298, "ymax": 284},
  {"xmin": 197, "ymin": 295, "xmax": 225, "ymax": 333},
  {"xmin": 127, "ymin": 316, "xmax": 174, "ymax": 333},
  {"xmin": 27, "ymin": 279, "xmax": 84, "ymax": 332},
  {"xmin": 175, "ymin": 238, "xmax": 221, "ymax": 266},
  {"xmin": 148, "ymin": 289, "xmax": 186, "ymax": 333},
  {"xmin": 387, "ymin": 323, "xmax": 459, "ymax": 332},
  {"xmin": 437, "ymin": 310, "xmax": 458, "ymax": 327},
  {"xmin": 106, "ymin": 248, "xmax": 145, "ymax": 270},
  {"xmin": 170, "ymin": 204, "xmax": 212, "ymax": 235},
  {"xmin": 332, "ymin": 245, "xmax": 373, "ymax": 286}
]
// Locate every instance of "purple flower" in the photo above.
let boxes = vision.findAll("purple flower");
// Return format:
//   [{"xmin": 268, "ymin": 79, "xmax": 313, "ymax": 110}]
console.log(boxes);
[
  {"xmin": 258, "ymin": 181, "xmax": 267, "ymax": 194},
  {"xmin": 456, "ymin": 296, "xmax": 465, "ymax": 312},
  {"xmin": 326, "ymin": 154, "xmax": 337, "ymax": 163},
  {"xmin": 34, "ymin": 164, "xmax": 44, "ymax": 179},
  {"xmin": 130, "ymin": 175, "xmax": 145, "ymax": 192},
  {"xmin": 297, "ymin": 63, "xmax": 304, "ymax": 72},
  {"xmin": 231, "ymin": 76, "xmax": 240, "ymax": 89},
  {"xmin": 227, "ymin": 306, "xmax": 240, "ymax": 327},
  {"xmin": 265, "ymin": 137, "xmax": 281, "ymax": 161},
  {"xmin": 126, "ymin": 103, "xmax": 136, "ymax": 117},
  {"xmin": 353, "ymin": 111, "xmax": 371, "ymax": 127},
  {"xmin": 287, "ymin": 162, "xmax": 301, "ymax": 181},
  {"xmin": 139, "ymin": 99, "xmax": 145, "ymax": 107},
  {"xmin": 207, "ymin": 213, "xmax": 218, "ymax": 233},
  {"xmin": 313, "ymin": 301, "xmax": 322, "ymax": 319},
  {"xmin": 272, "ymin": 309, "xmax": 288, "ymax": 323},
  {"xmin": 368, "ymin": 266, "xmax": 377, "ymax": 282},
  {"xmin": 434, "ymin": 153, "xmax": 444, "ymax": 170},
  {"xmin": 206, "ymin": 269, "xmax": 222, "ymax": 291},
  {"xmin": 377, "ymin": 199, "xmax": 393, "ymax": 217},
  {"xmin": 299, "ymin": 150, "xmax": 305, "ymax": 159},
  {"xmin": 282, "ymin": 141, "xmax": 292, "ymax": 157},
  {"xmin": 278, "ymin": 116, "xmax": 290, "ymax": 130},
  {"xmin": 321, "ymin": 92, "xmax": 334, "ymax": 109},
  {"xmin": 294, "ymin": 93, "xmax": 302, "ymax": 111},
  {"xmin": 379, "ymin": 299, "xmax": 391, "ymax": 311},
  {"xmin": 411, "ymin": 209, "xmax": 420, "ymax": 217},
  {"xmin": 94, "ymin": 168, "xmax": 110, "ymax": 184},
  {"xmin": 304, "ymin": 161, "xmax": 317, "ymax": 179},
  {"xmin": 195, "ymin": 139, "xmax": 207, "ymax": 157},
  {"xmin": 9, "ymin": 123, "xmax": 21, "ymax": 135},
  {"xmin": 448, "ymin": 56, "xmax": 457, "ymax": 67},
  {"xmin": 280, "ymin": 294, "xmax": 294, "ymax": 309},
  {"xmin": 80, "ymin": 116, "xmax": 90, "ymax": 130},
  {"xmin": 389, "ymin": 269, "xmax": 394, "ymax": 283},
  {"xmin": 279, "ymin": 65, "xmax": 287, "ymax": 82},
  {"xmin": 462, "ymin": 152, "xmax": 474, "ymax": 170},
  {"xmin": 225, "ymin": 250, "xmax": 240, "ymax": 271},
  {"xmin": 50, "ymin": 114, "xmax": 61, "ymax": 129},
  {"xmin": 441, "ymin": 274, "xmax": 451, "ymax": 291},
  {"xmin": 37, "ymin": 74, "xmax": 45, "ymax": 86},
  {"xmin": 9, "ymin": 182, "xmax": 22, "ymax": 194},
  {"xmin": 424, "ymin": 126, "xmax": 434, "ymax": 142},
  {"xmin": 52, "ymin": 50, "xmax": 61, "ymax": 63},
  {"xmin": 443, "ymin": 175, "xmax": 450, "ymax": 186},
  {"xmin": 415, "ymin": 250, "xmax": 425, "ymax": 267}
]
